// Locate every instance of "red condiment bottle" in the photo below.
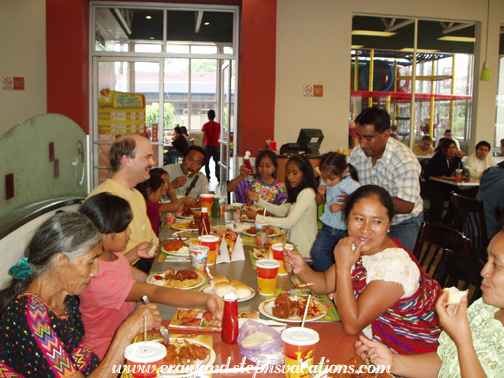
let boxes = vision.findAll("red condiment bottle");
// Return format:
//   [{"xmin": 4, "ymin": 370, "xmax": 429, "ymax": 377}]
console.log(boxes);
[
  {"xmin": 244, "ymin": 151, "xmax": 254, "ymax": 174},
  {"xmin": 221, "ymin": 293, "xmax": 239, "ymax": 344},
  {"xmin": 198, "ymin": 207, "xmax": 211, "ymax": 236}
]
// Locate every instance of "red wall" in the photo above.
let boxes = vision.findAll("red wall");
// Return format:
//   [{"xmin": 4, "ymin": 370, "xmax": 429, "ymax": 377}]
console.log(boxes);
[{"xmin": 46, "ymin": 0, "xmax": 276, "ymax": 155}]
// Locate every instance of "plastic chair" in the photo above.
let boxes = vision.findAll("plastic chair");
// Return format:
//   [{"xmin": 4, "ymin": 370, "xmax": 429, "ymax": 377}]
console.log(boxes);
[
  {"xmin": 451, "ymin": 192, "xmax": 488, "ymax": 252},
  {"xmin": 413, "ymin": 221, "xmax": 471, "ymax": 279}
]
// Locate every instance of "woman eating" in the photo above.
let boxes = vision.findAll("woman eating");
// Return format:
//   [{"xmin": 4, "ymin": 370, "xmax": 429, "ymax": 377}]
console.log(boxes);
[
  {"xmin": 284, "ymin": 185, "xmax": 441, "ymax": 354},
  {"xmin": 355, "ymin": 230, "xmax": 504, "ymax": 377},
  {"xmin": 464, "ymin": 140, "xmax": 497, "ymax": 179},
  {"xmin": 0, "ymin": 212, "xmax": 161, "ymax": 377},
  {"xmin": 244, "ymin": 154, "xmax": 318, "ymax": 258}
]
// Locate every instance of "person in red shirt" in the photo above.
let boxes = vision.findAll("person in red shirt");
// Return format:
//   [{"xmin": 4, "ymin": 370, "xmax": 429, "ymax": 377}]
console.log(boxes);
[{"xmin": 202, "ymin": 109, "xmax": 221, "ymax": 183}]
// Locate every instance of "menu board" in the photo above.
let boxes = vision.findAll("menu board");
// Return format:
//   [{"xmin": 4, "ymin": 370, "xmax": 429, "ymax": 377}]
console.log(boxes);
[{"xmin": 98, "ymin": 89, "xmax": 146, "ymax": 135}]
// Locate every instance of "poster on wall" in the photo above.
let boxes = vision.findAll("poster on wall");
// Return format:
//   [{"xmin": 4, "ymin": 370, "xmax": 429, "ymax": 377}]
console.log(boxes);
[{"xmin": 98, "ymin": 89, "xmax": 146, "ymax": 135}]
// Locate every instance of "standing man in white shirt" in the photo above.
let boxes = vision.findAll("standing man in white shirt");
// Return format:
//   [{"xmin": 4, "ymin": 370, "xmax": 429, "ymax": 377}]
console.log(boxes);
[{"xmin": 347, "ymin": 107, "xmax": 423, "ymax": 252}]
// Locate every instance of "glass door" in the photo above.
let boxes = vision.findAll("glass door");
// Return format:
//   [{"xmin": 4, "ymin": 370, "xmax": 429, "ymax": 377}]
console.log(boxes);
[
  {"xmin": 219, "ymin": 59, "xmax": 236, "ymax": 191},
  {"xmin": 92, "ymin": 57, "xmax": 163, "ymax": 186}
]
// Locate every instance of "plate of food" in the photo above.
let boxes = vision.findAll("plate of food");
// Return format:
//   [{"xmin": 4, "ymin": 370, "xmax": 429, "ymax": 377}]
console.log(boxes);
[
  {"xmin": 160, "ymin": 338, "xmax": 216, "ymax": 377},
  {"xmin": 178, "ymin": 204, "xmax": 202, "ymax": 220},
  {"xmin": 242, "ymin": 227, "xmax": 283, "ymax": 238},
  {"xmin": 162, "ymin": 239, "xmax": 190, "ymax": 256},
  {"xmin": 258, "ymin": 294, "xmax": 327, "ymax": 322},
  {"xmin": 148, "ymin": 269, "xmax": 205, "ymax": 290},
  {"xmin": 199, "ymin": 275, "xmax": 255, "ymax": 302},
  {"xmin": 252, "ymin": 248, "xmax": 269, "ymax": 259},
  {"xmin": 172, "ymin": 221, "xmax": 199, "ymax": 232}
]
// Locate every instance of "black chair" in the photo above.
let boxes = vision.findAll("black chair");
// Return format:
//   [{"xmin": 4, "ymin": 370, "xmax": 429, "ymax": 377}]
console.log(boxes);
[
  {"xmin": 413, "ymin": 221, "xmax": 471, "ymax": 279},
  {"xmin": 413, "ymin": 221, "xmax": 482, "ymax": 304},
  {"xmin": 495, "ymin": 206, "xmax": 504, "ymax": 232},
  {"xmin": 451, "ymin": 192, "xmax": 488, "ymax": 253}
]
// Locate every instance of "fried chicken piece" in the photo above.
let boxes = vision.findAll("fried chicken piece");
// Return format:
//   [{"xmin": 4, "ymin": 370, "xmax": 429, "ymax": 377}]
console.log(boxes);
[
  {"xmin": 163, "ymin": 239, "xmax": 187, "ymax": 251},
  {"xmin": 178, "ymin": 346, "xmax": 193, "ymax": 364},
  {"xmin": 175, "ymin": 269, "xmax": 199, "ymax": 280},
  {"xmin": 272, "ymin": 293, "xmax": 293, "ymax": 319},
  {"xmin": 182, "ymin": 204, "xmax": 195, "ymax": 217}
]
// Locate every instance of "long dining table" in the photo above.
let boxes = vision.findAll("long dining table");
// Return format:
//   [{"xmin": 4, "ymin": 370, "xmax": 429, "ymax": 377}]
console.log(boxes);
[{"xmin": 149, "ymin": 210, "xmax": 360, "ymax": 377}]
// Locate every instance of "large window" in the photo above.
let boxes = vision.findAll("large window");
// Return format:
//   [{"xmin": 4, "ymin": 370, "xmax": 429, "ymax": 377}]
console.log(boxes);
[{"xmin": 350, "ymin": 16, "xmax": 475, "ymax": 151}]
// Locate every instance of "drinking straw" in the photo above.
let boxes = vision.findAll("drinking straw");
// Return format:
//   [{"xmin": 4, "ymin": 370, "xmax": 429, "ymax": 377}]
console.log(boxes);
[
  {"xmin": 262, "ymin": 208, "xmax": 266, "ymax": 221},
  {"xmin": 143, "ymin": 316, "xmax": 147, "ymax": 351},
  {"xmin": 300, "ymin": 294, "xmax": 312, "ymax": 333}
]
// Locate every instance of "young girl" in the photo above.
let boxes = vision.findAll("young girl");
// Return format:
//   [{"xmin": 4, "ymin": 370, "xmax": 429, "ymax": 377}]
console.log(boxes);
[
  {"xmin": 150, "ymin": 168, "xmax": 171, "ymax": 198},
  {"xmin": 244, "ymin": 154, "xmax": 318, "ymax": 258},
  {"xmin": 311, "ymin": 152, "xmax": 360, "ymax": 272},
  {"xmin": 136, "ymin": 175, "xmax": 180, "ymax": 236},
  {"xmin": 79, "ymin": 192, "xmax": 223, "ymax": 360},
  {"xmin": 228, "ymin": 150, "xmax": 287, "ymax": 205}
]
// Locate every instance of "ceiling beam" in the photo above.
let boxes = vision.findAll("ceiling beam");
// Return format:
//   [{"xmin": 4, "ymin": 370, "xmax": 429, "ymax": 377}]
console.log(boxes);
[
  {"xmin": 195, "ymin": 11, "xmax": 203, "ymax": 34},
  {"xmin": 442, "ymin": 23, "xmax": 474, "ymax": 34},
  {"xmin": 385, "ymin": 19, "xmax": 414, "ymax": 32}
]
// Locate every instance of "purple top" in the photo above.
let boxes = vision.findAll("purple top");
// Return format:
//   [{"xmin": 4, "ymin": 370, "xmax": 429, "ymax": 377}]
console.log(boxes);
[{"xmin": 234, "ymin": 176, "xmax": 287, "ymax": 205}]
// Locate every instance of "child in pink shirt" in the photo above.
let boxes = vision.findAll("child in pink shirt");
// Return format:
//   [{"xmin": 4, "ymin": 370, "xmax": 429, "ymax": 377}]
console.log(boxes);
[{"xmin": 79, "ymin": 192, "xmax": 223, "ymax": 360}]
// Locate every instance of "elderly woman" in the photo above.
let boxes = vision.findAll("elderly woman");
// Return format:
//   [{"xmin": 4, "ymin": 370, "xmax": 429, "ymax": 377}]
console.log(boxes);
[
  {"xmin": 423, "ymin": 138, "xmax": 464, "ymax": 225},
  {"xmin": 284, "ymin": 185, "xmax": 441, "ymax": 354},
  {"xmin": 464, "ymin": 140, "xmax": 497, "ymax": 179},
  {"xmin": 355, "ymin": 230, "xmax": 504, "ymax": 377},
  {"xmin": 0, "ymin": 212, "xmax": 161, "ymax": 377}
]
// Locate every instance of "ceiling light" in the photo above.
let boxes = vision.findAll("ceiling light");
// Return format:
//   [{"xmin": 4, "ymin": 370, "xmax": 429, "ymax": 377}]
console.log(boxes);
[
  {"xmin": 438, "ymin": 36, "xmax": 475, "ymax": 42},
  {"xmin": 352, "ymin": 30, "xmax": 396, "ymax": 37},
  {"xmin": 146, "ymin": 15, "xmax": 152, "ymax": 20},
  {"xmin": 204, "ymin": 22, "xmax": 210, "ymax": 25},
  {"xmin": 351, "ymin": 45, "xmax": 364, "ymax": 49},
  {"xmin": 149, "ymin": 37, "xmax": 154, "ymax": 40},
  {"xmin": 400, "ymin": 48, "xmax": 440, "ymax": 53}
]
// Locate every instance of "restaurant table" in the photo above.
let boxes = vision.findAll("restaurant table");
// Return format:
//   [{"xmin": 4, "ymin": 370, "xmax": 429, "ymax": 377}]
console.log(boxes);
[
  {"xmin": 150, "ymin": 211, "xmax": 360, "ymax": 376},
  {"xmin": 429, "ymin": 176, "xmax": 480, "ymax": 187}
]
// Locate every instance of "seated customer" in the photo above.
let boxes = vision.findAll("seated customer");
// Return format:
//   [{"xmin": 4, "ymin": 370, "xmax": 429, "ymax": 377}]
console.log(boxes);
[
  {"xmin": 79, "ymin": 193, "xmax": 223, "ymax": 360},
  {"xmin": 227, "ymin": 149, "xmax": 287, "ymax": 205},
  {"xmin": 477, "ymin": 165, "xmax": 504, "ymax": 240},
  {"xmin": 164, "ymin": 146, "xmax": 208, "ymax": 206},
  {"xmin": 465, "ymin": 140, "xmax": 497, "ymax": 179},
  {"xmin": 0, "ymin": 212, "xmax": 161, "ymax": 377},
  {"xmin": 413, "ymin": 135, "xmax": 434, "ymax": 156},
  {"xmin": 423, "ymin": 138, "xmax": 463, "ymax": 224},
  {"xmin": 284, "ymin": 185, "xmax": 441, "ymax": 354},
  {"xmin": 355, "ymin": 230, "xmax": 504, "ymax": 377},
  {"xmin": 164, "ymin": 126, "xmax": 189, "ymax": 165}
]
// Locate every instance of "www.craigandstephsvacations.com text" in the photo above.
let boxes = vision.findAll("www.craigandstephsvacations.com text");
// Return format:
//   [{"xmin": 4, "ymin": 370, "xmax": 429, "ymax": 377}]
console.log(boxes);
[{"xmin": 113, "ymin": 357, "xmax": 391, "ymax": 376}]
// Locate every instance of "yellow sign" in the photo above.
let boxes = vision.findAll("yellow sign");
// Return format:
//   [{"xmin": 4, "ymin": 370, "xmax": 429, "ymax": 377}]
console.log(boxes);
[{"xmin": 98, "ymin": 89, "xmax": 146, "ymax": 135}]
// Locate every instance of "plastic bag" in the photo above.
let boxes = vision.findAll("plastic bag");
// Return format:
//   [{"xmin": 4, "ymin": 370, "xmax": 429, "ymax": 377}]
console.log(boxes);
[{"xmin": 237, "ymin": 320, "xmax": 284, "ymax": 365}]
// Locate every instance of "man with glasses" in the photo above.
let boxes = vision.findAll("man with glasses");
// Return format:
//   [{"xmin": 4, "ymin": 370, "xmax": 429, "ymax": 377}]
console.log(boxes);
[{"xmin": 164, "ymin": 146, "xmax": 209, "ymax": 204}]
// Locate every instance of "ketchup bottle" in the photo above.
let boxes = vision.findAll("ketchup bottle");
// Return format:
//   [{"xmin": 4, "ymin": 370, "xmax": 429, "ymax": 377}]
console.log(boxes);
[
  {"xmin": 221, "ymin": 293, "xmax": 239, "ymax": 344},
  {"xmin": 244, "ymin": 151, "xmax": 254, "ymax": 174},
  {"xmin": 198, "ymin": 207, "xmax": 211, "ymax": 236}
]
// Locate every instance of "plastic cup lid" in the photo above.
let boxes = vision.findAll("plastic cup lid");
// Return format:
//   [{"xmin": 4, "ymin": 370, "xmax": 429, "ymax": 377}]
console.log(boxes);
[
  {"xmin": 190, "ymin": 245, "xmax": 209, "ymax": 253},
  {"xmin": 281, "ymin": 327, "xmax": 319, "ymax": 345},
  {"xmin": 201, "ymin": 194, "xmax": 214, "ymax": 198},
  {"xmin": 255, "ymin": 221, "xmax": 270, "ymax": 226},
  {"xmin": 255, "ymin": 259, "xmax": 281, "ymax": 269},
  {"xmin": 272, "ymin": 243, "xmax": 294, "ymax": 251},
  {"xmin": 124, "ymin": 342, "xmax": 167, "ymax": 363},
  {"xmin": 199, "ymin": 235, "xmax": 219, "ymax": 242},
  {"xmin": 231, "ymin": 203, "xmax": 243, "ymax": 207}
]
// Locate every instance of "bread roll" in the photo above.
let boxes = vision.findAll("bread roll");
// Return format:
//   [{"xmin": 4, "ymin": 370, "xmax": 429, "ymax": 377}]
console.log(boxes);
[
  {"xmin": 443, "ymin": 287, "xmax": 468, "ymax": 305},
  {"xmin": 214, "ymin": 282, "xmax": 237, "ymax": 297},
  {"xmin": 232, "ymin": 283, "xmax": 252, "ymax": 300},
  {"xmin": 210, "ymin": 276, "xmax": 229, "ymax": 289},
  {"xmin": 241, "ymin": 331, "xmax": 273, "ymax": 348},
  {"xmin": 148, "ymin": 238, "xmax": 159, "ymax": 257},
  {"xmin": 228, "ymin": 280, "xmax": 242, "ymax": 286}
]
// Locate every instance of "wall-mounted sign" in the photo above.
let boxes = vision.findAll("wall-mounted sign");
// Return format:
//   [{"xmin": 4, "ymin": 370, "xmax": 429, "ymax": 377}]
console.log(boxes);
[
  {"xmin": 98, "ymin": 89, "xmax": 146, "ymax": 135},
  {"xmin": 3, "ymin": 77, "xmax": 24, "ymax": 90},
  {"xmin": 303, "ymin": 84, "xmax": 313, "ymax": 96},
  {"xmin": 303, "ymin": 84, "xmax": 323, "ymax": 97}
]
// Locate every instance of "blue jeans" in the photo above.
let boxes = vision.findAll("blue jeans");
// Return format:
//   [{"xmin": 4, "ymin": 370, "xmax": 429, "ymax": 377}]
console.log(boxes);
[
  {"xmin": 388, "ymin": 213, "xmax": 423, "ymax": 252},
  {"xmin": 311, "ymin": 225, "xmax": 346, "ymax": 273}
]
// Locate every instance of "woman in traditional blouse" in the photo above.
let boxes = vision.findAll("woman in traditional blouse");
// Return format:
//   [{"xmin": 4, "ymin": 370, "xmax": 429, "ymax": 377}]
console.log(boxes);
[
  {"xmin": 355, "ymin": 230, "xmax": 504, "ymax": 377},
  {"xmin": 464, "ymin": 140, "xmax": 497, "ymax": 179},
  {"xmin": 284, "ymin": 185, "xmax": 441, "ymax": 354},
  {"xmin": 0, "ymin": 212, "xmax": 161, "ymax": 377}
]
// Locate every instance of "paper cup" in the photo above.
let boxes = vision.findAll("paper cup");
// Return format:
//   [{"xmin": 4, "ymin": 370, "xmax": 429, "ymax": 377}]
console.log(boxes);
[
  {"xmin": 190, "ymin": 245, "xmax": 209, "ymax": 275},
  {"xmin": 231, "ymin": 203, "xmax": 243, "ymax": 223},
  {"xmin": 271, "ymin": 243, "xmax": 294, "ymax": 276},
  {"xmin": 455, "ymin": 169, "xmax": 463, "ymax": 182},
  {"xmin": 255, "ymin": 259, "xmax": 280, "ymax": 295},
  {"xmin": 175, "ymin": 195, "xmax": 184, "ymax": 216},
  {"xmin": 255, "ymin": 221, "xmax": 270, "ymax": 246},
  {"xmin": 281, "ymin": 327, "xmax": 319, "ymax": 378},
  {"xmin": 124, "ymin": 342, "xmax": 167, "ymax": 378},
  {"xmin": 200, "ymin": 194, "xmax": 214, "ymax": 211},
  {"xmin": 199, "ymin": 235, "xmax": 220, "ymax": 265}
]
